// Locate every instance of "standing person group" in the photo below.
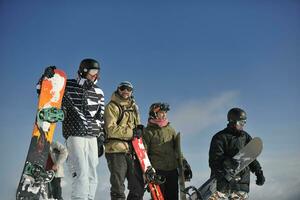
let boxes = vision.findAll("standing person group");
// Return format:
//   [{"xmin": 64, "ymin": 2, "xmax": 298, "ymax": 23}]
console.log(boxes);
[{"xmin": 39, "ymin": 59, "xmax": 265, "ymax": 200}]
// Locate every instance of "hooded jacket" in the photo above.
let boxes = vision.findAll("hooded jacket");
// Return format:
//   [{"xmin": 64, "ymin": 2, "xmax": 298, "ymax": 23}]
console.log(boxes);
[
  {"xmin": 104, "ymin": 92, "xmax": 140, "ymax": 153},
  {"xmin": 143, "ymin": 122, "xmax": 179, "ymax": 171}
]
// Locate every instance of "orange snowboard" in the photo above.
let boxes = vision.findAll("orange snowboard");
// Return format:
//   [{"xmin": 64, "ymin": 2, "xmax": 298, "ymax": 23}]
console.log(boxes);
[{"xmin": 16, "ymin": 68, "xmax": 67, "ymax": 200}]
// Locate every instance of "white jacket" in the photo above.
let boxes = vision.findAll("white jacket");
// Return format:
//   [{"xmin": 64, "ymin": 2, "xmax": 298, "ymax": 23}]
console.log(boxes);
[{"xmin": 49, "ymin": 141, "xmax": 68, "ymax": 178}]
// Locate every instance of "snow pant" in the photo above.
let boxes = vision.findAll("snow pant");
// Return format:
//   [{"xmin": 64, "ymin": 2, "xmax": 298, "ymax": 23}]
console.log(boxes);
[
  {"xmin": 66, "ymin": 136, "xmax": 99, "ymax": 200},
  {"xmin": 156, "ymin": 169, "xmax": 179, "ymax": 200},
  {"xmin": 48, "ymin": 177, "xmax": 63, "ymax": 200},
  {"xmin": 209, "ymin": 191, "xmax": 249, "ymax": 200},
  {"xmin": 105, "ymin": 153, "xmax": 144, "ymax": 200}
]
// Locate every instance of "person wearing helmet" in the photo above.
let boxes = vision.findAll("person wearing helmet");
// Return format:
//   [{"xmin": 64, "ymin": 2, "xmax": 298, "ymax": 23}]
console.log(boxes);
[
  {"xmin": 143, "ymin": 103, "xmax": 192, "ymax": 200},
  {"xmin": 39, "ymin": 58, "xmax": 105, "ymax": 200},
  {"xmin": 208, "ymin": 108, "xmax": 265, "ymax": 200},
  {"xmin": 104, "ymin": 81, "xmax": 144, "ymax": 200}
]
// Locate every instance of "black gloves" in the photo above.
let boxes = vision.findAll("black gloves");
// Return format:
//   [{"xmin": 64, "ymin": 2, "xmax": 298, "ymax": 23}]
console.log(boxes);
[
  {"xmin": 255, "ymin": 170, "xmax": 265, "ymax": 186},
  {"xmin": 183, "ymin": 159, "xmax": 193, "ymax": 181},
  {"xmin": 97, "ymin": 131, "xmax": 106, "ymax": 157},
  {"xmin": 133, "ymin": 124, "xmax": 144, "ymax": 139},
  {"xmin": 145, "ymin": 167, "xmax": 166, "ymax": 185},
  {"xmin": 43, "ymin": 66, "xmax": 56, "ymax": 79}
]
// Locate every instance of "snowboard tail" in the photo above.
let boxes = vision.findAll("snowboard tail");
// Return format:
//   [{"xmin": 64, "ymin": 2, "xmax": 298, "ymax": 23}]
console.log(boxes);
[
  {"xmin": 16, "ymin": 69, "xmax": 66, "ymax": 200},
  {"xmin": 175, "ymin": 132, "xmax": 188, "ymax": 200}
]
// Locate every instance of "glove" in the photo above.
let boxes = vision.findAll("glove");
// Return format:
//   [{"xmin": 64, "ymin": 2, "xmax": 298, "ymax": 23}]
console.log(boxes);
[
  {"xmin": 145, "ymin": 167, "xmax": 166, "ymax": 184},
  {"xmin": 133, "ymin": 124, "xmax": 144, "ymax": 139},
  {"xmin": 97, "ymin": 132, "xmax": 106, "ymax": 157},
  {"xmin": 255, "ymin": 170, "xmax": 265, "ymax": 186},
  {"xmin": 43, "ymin": 66, "xmax": 56, "ymax": 79},
  {"xmin": 183, "ymin": 159, "xmax": 193, "ymax": 181}
]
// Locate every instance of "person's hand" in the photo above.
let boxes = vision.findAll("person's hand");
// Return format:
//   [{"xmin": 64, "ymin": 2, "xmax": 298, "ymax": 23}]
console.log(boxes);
[
  {"xmin": 97, "ymin": 131, "xmax": 106, "ymax": 157},
  {"xmin": 133, "ymin": 124, "xmax": 144, "ymax": 139},
  {"xmin": 255, "ymin": 170, "xmax": 265, "ymax": 186},
  {"xmin": 183, "ymin": 159, "xmax": 193, "ymax": 181},
  {"xmin": 43, "ymin": 66, "xmax": 56, "ymax": 78},
  {"xmin": 52, "ymin": 164, "xmax": 59, "ymax": 172}
]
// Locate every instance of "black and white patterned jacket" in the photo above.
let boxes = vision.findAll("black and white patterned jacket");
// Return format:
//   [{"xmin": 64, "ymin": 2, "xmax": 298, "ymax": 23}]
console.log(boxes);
[{"xmin": 62, "ymin": 79, "xmax": 105, "ymax": 139}]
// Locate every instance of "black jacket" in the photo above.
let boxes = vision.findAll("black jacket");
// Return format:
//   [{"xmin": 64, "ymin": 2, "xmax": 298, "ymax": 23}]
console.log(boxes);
[{"xmin": 209, "ymin": 126, "xmax": 262, "ymax": 193}]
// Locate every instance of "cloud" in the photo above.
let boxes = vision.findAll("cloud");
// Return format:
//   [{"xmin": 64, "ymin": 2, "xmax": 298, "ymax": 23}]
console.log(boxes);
[
  {"xmin": 169, "ymin": 91, "xmax": 239, "ymax": 134},
  {"xmin": 183, "ymin": 152, "xmax": 300, "ymax": 200},
  {"xmin": 250, "ymin": 152, "xmax": 300, "ymax": 200}
]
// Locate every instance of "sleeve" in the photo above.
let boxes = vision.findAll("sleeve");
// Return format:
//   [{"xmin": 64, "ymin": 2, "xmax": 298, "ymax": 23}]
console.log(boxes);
[
  {"xmin": 173, "ymin": 131, "xmax": 184, "ymax": 161},
  {"xmin": 209, "ymin": 134, "xmax": 225, "ymax": 178},
  {"xmin": 133, "ymin": 103, "xmax": 141, "ymax": 125},
  {"xmin": 104, "ymin": 103, "xmax": 133, "ymax": 140},
  {"xmin": 94, "ymin": 93, "xmax": 105, "ymax": 135},
  {"xmin": 36, "ymin": 76, "xmax": 44, "ymax": 95},
  {"xmin": 142, "ymin": 128, "xmax": 151, "ymax": 151}
]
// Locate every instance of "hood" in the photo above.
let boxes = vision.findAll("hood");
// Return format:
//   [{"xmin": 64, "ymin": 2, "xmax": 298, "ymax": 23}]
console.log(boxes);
[{"xmin": 110, "ymin": 91, "xmax": 135, "ymax": 107}]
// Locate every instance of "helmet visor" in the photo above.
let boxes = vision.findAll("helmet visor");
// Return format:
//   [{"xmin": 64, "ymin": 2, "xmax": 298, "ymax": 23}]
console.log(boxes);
[
  {"xmin": 88, "ymin": 69, "xmax": 99, "ymax": 76},
  {"xmin": 236, "ymin": 119, "xmax": 246, "ymax": 127}
]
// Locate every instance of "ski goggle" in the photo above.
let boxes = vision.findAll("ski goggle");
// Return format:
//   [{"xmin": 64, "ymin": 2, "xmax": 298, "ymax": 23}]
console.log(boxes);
[
  {"xmin": 119, "ymin": 85, "xmax": 133, "ymax": 92},
  {"xmin": 152, "ymin": 103, "xmax": 170, "ymax": 113},
  {"xmin": 87, "ymin": 69, "xmax": 99, "ymax": 76},
  {"xmin": 236, "ymin": 119, "xmax": 246, "ymax": 126}
]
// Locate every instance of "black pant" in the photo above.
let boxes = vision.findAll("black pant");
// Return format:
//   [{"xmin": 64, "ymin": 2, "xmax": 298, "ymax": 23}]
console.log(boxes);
[
  {"xmin": 48, "ymin": 177, "xmax": 63, "ymax": 200},
  {"xmin": 156, "ymin": 169, "xmax": 179, "ymax": 200},
  {"xmin": 105, "ymin": 153, "xmax": 144, "ymax": 200}
]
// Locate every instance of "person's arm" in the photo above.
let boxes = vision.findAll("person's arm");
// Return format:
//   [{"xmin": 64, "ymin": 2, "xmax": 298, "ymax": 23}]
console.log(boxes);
[
  {"xmin": 52, "ymin": 141, "xmax": 68, "ymax": 165},
  {"xmin": 209, "ymin": 135, "xmax": 225, "ymax": 178}
]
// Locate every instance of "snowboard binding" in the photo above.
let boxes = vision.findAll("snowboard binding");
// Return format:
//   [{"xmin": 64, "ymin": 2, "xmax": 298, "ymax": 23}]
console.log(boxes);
[
  {"xmin": 184, "ymin": 185, "xmax": 203, "ymax": 200},
  {"xmin": 145, "ymin": 167, "xmax": 166, "ymax": 185},
  {"xmin": 24, "ymin": 161, "xmax": 55, "ymax": 183},
  {"xmin": 38, "ymin": 107, "xmax": 64, "ymax": 123}
]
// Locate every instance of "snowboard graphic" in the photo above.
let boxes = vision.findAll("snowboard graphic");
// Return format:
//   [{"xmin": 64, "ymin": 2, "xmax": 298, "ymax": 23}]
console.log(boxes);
[
  {"xmin": 16, "ymin": 69, "xmax": 66, "ymax": 200},
  {"xmin": 186, "ymin": 137, "xmax": 263, "ymax": 200},
  {"xmin": 175, "ymin": 132, "xmax": 188, "ymax": 200},
  {"xmin": 132, "ymin": 136, "xmax": 165, "ymax": 200}
]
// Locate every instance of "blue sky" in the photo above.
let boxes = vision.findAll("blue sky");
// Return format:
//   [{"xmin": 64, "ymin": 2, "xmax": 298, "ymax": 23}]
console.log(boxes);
[{"xmin": 1, "ymin": 1, "xmax": 299, "ymax": 199}]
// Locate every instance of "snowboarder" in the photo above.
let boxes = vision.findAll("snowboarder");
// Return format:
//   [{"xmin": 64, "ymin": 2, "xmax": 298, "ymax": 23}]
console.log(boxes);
[
  {"xmin": 104, "ymin": 81, "xmax": 144, "ymax": 200},
  {"xmin": 208, "ymin": 107, "xmax": 265, "ymax": 200},
  {"xmin": 41, "ymin": 58, "xmax": 105, "ymax": 200},
  {"xmin": 46, "ymin": 140, "xmax": 68, "ymax": 200},
  {"xmin": 143, "ymin": 102, "xmax": 192, "ymax": 200}
]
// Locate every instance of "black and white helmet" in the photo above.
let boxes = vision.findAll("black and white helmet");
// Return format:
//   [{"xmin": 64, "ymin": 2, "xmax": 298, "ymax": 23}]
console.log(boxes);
[{"xmin": 78, "ymin": 58, "xmax": 100, "ymax": 78}]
